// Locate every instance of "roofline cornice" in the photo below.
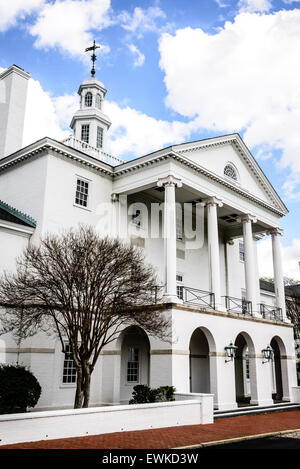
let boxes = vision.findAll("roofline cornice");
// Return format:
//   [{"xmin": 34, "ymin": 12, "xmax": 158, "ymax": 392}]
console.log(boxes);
[{"xmin": 0, "ymin": 137, "xmax": 114, "ymax": 177}]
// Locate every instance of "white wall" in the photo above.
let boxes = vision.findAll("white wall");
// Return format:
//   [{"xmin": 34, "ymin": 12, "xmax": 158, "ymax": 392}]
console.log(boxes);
[{"xmin": 0, "ymin": 396, "xmax": 213, "ymax": 446}]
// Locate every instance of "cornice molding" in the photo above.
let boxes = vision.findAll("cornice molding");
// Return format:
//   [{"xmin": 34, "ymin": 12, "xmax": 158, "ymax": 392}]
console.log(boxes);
[{"xmin": 0, "ymin": 138, "xmax": 114, "ymax": 178}]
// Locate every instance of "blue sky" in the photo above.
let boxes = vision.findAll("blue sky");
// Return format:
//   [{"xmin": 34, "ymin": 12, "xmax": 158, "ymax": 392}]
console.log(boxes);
[{"xmin": 1, "ymin": 0, "xmax": 300, "ymax": 278}]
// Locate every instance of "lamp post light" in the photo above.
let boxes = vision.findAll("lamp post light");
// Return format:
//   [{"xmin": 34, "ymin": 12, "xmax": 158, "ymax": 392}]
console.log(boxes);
[
  {"xmin": 225, "ymin": 342, "xmax": 238, "ymax": 362},
  {"xmin": 262, "ymin": 345, "xmax": 273, "ymax": 364}
]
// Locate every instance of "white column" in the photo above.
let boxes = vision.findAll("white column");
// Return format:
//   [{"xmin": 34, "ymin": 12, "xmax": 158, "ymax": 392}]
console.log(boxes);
[
  {"xmin": 270, "ymin": 228, "xmax": 287, "ymax": 321},
  {"xmin": 157, "ymin": 175, "xmax": 182, "ymax": 303},
  {"xmin": 241, "ymin": 214, "xmax": 258, "ymax": 315},
  {"xmin": 204, "ymin": 197, "xmax": 223, "ymax": 310}
]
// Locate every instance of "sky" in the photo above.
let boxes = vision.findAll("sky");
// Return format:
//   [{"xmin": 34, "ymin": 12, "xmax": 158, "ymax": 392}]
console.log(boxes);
[{"xmin": 1, "ymin": 0, "xmax": 300, "ymax": 280}]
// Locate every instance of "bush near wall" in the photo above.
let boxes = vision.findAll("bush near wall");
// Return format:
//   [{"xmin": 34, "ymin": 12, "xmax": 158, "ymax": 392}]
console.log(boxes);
[
  {"xmin": 0, "ymin": 364, "xmax": 41, "ymax": 414},
  {"xmin": 129, "ymin": 385, "xmax": 175, "ymax": 404}
]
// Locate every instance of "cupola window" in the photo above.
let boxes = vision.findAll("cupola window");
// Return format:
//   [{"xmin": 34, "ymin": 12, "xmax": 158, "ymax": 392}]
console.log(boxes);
[
  {"xmin": 96, "ymin": 93, "xmax": 102, "ymax": 109},
  {"xmin": 224, "ymin": 164, "xmax": 237, "ymax": 181},
  {"xmin": 85, "ymin": 92, "xmax": 93, "ymax": 107}
]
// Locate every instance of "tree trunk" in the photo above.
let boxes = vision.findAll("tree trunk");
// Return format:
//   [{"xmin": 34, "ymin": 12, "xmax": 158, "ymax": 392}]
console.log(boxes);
[
  {"xmin": 74, "ymin": 368, "xmax": 84, "ymax": 409},
  {"xmin": 73, "ymin": 362, "xmax": 92, "ymax": 409}
]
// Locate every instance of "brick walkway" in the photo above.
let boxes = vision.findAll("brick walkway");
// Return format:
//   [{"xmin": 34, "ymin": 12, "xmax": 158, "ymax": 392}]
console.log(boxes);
[{"xmin": 1, "ymin": 410, "xmax": 300, "ymax": 449}]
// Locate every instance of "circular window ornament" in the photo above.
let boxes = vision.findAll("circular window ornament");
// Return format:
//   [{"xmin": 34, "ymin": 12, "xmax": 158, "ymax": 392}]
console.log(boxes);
[{"xmin": 224, "ymin": 164, "xmax": 238, "ymax": 181}]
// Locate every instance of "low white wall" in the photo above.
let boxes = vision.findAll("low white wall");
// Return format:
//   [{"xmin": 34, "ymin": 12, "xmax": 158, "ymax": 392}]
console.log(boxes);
[
  {"xmin": 174, "ymin": 392, "xmax": 214, "ymax": 424},
  {"xmin": 292, "ymin": 386, "xmax": 300, "ymax": 404},
  {"xmin": 0, "ymin": 396, "xmax": 214, "ymax": 446}
]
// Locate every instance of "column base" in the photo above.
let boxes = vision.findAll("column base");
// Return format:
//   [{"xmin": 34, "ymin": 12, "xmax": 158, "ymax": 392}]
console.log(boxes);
[
  {"xmin": 215, "ymin": 402, "xmax": 238, "ymax": 411},
  {"xmin": 162, "ymin": 294, "xmax": 183, "ymax": 304},
  {"xmin": 250, "ymin": 398, "xmax": 274, "ymax": 407}
]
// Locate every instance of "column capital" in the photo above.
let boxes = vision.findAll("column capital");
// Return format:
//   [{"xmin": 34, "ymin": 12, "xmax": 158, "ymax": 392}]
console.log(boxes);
[
  {"xmin": 266, "ymin": 227, "xmax": 284, "ymax": 237},
  {"xmin": 201, "ymin": 196, "xmax": 223, "ymax": 208},
  {"xmin": 111, "ymin": 193, "xmax": 119, "ymax": 203},
  {"xmin": 157, "ymin": 175, "xmax": 182, "ymax": 188},
  {"xmin": 238, "ymin": 214, "xmax": 257, "ymax": 224}
]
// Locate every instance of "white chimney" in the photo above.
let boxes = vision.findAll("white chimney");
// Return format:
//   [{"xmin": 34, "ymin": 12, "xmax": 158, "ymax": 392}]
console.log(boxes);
[{"xmin": 0, "ymin": 65, "xmax": 30, "ymax": 159}]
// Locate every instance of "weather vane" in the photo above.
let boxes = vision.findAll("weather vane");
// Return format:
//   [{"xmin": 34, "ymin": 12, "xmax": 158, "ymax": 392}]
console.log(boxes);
[{"xmin": 85, "ymin": 40, "xmax": 101, "ymax": 77}]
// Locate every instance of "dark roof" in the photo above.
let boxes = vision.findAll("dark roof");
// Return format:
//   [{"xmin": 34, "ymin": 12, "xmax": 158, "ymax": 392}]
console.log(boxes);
[
  {"xmin": 0, "ymin": 200, "xmax": 36, "ymax": 228},
  {"xmin": 260, "ymin": 279, "xmax": 300, "ymax": 298}
]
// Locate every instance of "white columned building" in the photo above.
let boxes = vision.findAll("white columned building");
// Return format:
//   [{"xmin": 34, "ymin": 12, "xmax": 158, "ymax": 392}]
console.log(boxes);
[{"xmin": 0, "ymin": 64, "xmax": 297, "ymax": 412}]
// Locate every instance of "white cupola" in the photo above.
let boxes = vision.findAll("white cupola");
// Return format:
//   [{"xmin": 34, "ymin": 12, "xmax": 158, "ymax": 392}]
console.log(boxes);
[{"xmin": 70, "ymin": 76, "xmax": 111, "ymax": 155}]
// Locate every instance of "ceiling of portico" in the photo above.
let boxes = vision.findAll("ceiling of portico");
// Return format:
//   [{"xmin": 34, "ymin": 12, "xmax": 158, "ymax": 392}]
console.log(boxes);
[{"xmin": 129, "ymin": 186, "xmax": 270, "ymax": 239}]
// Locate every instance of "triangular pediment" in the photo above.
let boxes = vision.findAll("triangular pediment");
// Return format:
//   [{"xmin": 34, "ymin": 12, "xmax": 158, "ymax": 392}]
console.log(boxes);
[{"xmin": 171, "ymin": 134, "xmax": 287, "ymax": 214}]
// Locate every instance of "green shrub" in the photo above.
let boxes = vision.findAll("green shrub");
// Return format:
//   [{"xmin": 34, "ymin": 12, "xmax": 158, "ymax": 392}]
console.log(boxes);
[
  {"xmin": 0, "ymin": 364, "xmax": 41, "ymax": 413},
  {"xmin": 129, "ymin": 384, "xmax": 175, "ymax": 404}
]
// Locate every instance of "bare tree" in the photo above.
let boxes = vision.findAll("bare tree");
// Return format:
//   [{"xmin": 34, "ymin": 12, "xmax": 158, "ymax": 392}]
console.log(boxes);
[
  {"xmin": 0, "ymin": 226, "xmax": 170, "ymax": 409},
  {"xmin": 286, "ymin": 294, "xmax": 300, "ymax": 341}
]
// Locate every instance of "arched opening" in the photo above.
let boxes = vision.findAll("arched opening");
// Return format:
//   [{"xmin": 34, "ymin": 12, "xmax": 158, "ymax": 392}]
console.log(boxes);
[
  {"xmin": 234, "ymin": 332, "xmax": 257, "ymax": 406},
  {"xmin": 85, "ymin": 92, "xmax": 93, "ymax": 107},
  {"xmin": 270, "ymin": 336, "xmax": 289, "ymax": 402},
  {"xmin": 120, "ymin": 326, "xmax": 150, "ymax": 403},
  {"xmin": 189, "ymin": 327, "xmax": 217, "ymax": 397}
]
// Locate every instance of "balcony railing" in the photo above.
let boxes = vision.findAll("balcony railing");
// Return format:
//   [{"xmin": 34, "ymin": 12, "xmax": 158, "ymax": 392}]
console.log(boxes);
[
  {"xmin": 62, "ymin": 135, "xmax": 125, "ymax": 166},
  {"xmin": 260, "ymin": 304, "xmax": 283, "ymax": 322},
  {"xmin": 182, "ymin": 286, "xmax": 215, "ymax": 309},
  {"xmin": 223, "ymin": 296, "xmax": 252, "ymax": 316}
]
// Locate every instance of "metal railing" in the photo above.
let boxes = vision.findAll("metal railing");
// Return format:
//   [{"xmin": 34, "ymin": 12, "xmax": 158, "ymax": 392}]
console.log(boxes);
[
  {"xmin": 182, "ymin": 286, "xmax": 215, "ymax": 309},
  {"xmin": 223, "ymin": 296, "xmax": 252, "ymax": 316},
  {"xmin": 62, "ymin": 135, "xmax": 125, "ymax": 166},
  {"xmin": 260, "ymin": 304, "xmax": 283, "ymax": 322}
]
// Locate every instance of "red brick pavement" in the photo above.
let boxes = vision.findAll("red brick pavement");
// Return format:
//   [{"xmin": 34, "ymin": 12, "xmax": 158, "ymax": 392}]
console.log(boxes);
[{"xmin": 1, "ymin": 410, "xmax": 300, "ymax": 449}]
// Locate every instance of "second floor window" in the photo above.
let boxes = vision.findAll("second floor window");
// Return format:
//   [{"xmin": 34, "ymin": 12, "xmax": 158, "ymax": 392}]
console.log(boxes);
[
  {"xmin": 239, "ymin": 242, "xmax": 245, "ymax": 261},
  {"xmin": 81, "ymin": 124, "xmax": 90, "ymax": 144},
  {"xmin": 75, "ymin": 178, "xmax": 89, "ymax": 208},
  {"xmin": 176, "ymin": 273, "xmax": 184, "ymax": 300},
  {"xmin": 97, "ymin": 126, "xmax": 103, "ymax": 149}
]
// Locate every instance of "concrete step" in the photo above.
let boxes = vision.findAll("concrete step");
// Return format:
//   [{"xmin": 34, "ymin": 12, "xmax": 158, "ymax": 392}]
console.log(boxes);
[{"xmin": 214, "ymin": 402, "xmax": 300, "ymax": 418}]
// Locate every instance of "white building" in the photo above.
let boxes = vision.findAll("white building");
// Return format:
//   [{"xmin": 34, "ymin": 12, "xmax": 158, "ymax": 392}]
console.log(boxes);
[{"xmin": 0, "ymin": 65, "xmax": 297, "ymax": 412}]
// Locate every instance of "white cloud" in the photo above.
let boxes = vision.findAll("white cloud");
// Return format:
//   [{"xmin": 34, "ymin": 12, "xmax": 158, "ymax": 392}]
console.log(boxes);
[
  {"xmin": 0, "ymin": 0, "xmax": 44, "ymax": 32},
  {"xmin": 238, "ymin": 0, "xmax": 273, "ymax": 12},
  {"xmin": 23, "ymin": 78, "xmax": 70, "ymax": 146},
  {"xmin": 159, "ymin": 10, "xmax": 300, "ymax": 198},
  {"xmin": 258, "ymin": 237, "xmax": 300, "ymax": 281},
  {"xmin": 119, "ymin": 6, "xmax": 166, "ymax": 38},
  {"xmin": 29, "ymin": 0, "xmax": 112, "ymax": 57},
  {"xmin": 127, "ymin": 44, "xmax": 145, "ymax": 67},
  {"xmin": 215, "ymin": 0, "xmax": 230, "ymax": 7},
  {"xmin": 103, "ymin": 100, "xmax": 200, "ymax": 157}
]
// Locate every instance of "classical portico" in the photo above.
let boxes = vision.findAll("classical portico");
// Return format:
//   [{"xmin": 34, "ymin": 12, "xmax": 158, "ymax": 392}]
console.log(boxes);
[{"xmin": 111, "ymin": 167, "xmax": 287, "ymax": 323}]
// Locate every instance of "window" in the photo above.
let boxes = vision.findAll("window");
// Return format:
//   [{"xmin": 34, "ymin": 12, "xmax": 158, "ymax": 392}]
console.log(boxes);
[
  {"xmin": 176, "ymin": 217, "xmax": 183, "ymax": 240},
  {"xmin": 224, "ymin": 164, "xmax": 237, "ymax": 181},
  {"xmin": 245, "ymin": 352, "xmax": 250, "ymax": 380},
  {"xmin": 81, "ymin": 124, "xmax": 90, "ymax": 143},
  {"xmin": 131, "ymin": 208, "xmax": 141, "ymax": 227},
  {"xmin": 97, "ymin": 126, "xmax": 103, "ymax": 149},
  {"xmin": 176, "ymin": 273, "xmax": 184, "ymax": 300},
  {"xmin": 75, "ymin": 178, "xmax": 89, "ymax": 208},
  {"xmin": 239, "ymin": 241, "xmax": 245, "ymax": 262},
  {"xmin": 85, "ymin": 92, "xmax": 92, "ymax": 107},
  {"xmin": 127, "ymin": 347, "xmax": 139, "ymax": 383},
  {"xmin": 62, "ymin": 343, "xmax": 77, "ymax": 384},
  {"xmin": 96, "ymin": 93, "xmax": 102, "ymax": 109}
]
